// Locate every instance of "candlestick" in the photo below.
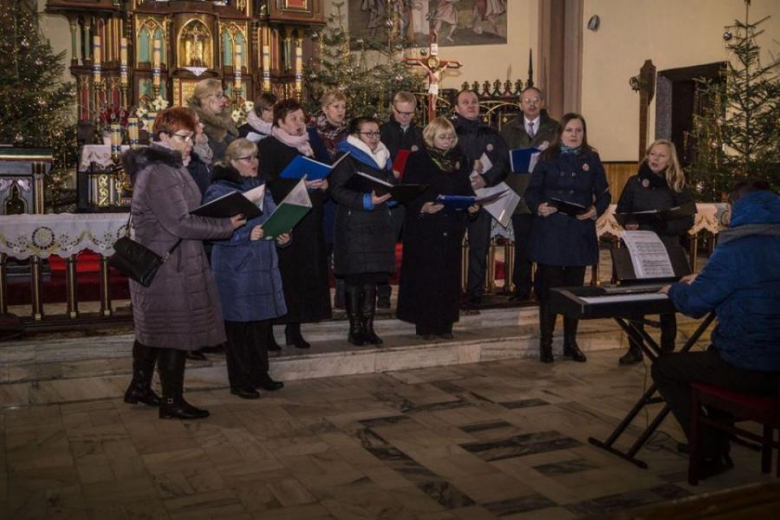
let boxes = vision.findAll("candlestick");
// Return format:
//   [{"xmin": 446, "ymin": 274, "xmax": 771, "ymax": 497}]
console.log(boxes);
[
  {"xmin": 120, "ymin": 37, "xmax": 128, "ymax": 86},
  {"xmin": 262, "ymin": 44, "xmax": 271, "ymax": 91},
  {"xmin": 234, "ymin": 44, "xmax": 242, "ymax": 89},
  {"xmin": 93, "ymin": 36, "xmax": 102, "ymax": 83},
  {"xmin": 153, "ymin": 39, "xmax": 161, "ymax": 88}
]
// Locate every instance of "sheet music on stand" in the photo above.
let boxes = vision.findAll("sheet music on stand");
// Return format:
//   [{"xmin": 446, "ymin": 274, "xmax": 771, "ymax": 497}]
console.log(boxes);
[{"xmin": 620, "ymin": 231, "xmax": 675, "ymax": 279}]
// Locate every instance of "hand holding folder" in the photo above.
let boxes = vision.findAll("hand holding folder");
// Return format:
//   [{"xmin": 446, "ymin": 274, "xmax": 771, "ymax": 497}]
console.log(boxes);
[
  {"xmin": 279, "ymin": 153, "xmax": 349, "ymax": 181},
  {"xmin": 259, "ymin": 180, "xmax": 312, "ymax": 240},
  {"xmin": 352, "ymin": 171, "xmax": 428, "ymax": 203},
  {"xmin": 191, "ymin": 184, "xmax": 265, "ymax": 220}
]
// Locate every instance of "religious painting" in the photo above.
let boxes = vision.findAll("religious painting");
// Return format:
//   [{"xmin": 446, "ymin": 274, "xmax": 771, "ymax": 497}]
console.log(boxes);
[{"xmin": 348, "ymin": 0, "xmax": 507, "ymax": 48}]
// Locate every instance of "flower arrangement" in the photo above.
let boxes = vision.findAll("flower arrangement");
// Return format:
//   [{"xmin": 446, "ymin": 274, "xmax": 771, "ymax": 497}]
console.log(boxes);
[
  {"xmin": 97, "ymin": 104, "xmax": 129, "ymax": 135},
  {"xmin": 231, "ymin": 100, "xmax": 254, "ymax": 127},
  {"xmin": 135, "ymin": 96, "xmax": 169, "ymax": 133}
]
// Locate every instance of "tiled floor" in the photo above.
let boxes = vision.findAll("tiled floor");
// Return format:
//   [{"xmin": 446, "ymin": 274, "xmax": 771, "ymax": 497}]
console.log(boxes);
[{"xmin": 1, "ymin": 350, "xmax": 773, "ymax": 519}]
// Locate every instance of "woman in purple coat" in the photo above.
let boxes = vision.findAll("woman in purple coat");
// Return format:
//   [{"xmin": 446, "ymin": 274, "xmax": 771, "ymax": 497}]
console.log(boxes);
[{"xmin": 122, "ymin": 108, "xmax": 245, "ymax": 420}]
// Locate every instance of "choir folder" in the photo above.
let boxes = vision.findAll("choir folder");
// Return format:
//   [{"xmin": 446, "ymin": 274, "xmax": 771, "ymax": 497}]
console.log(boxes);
[
  {"xmin": 509, "ymin": 147, "xmax": 541, "ymax": 174},
  {"xmin": 191, "ymin": 184, "xmax": 265, "ymax": 220},
  {"xmin": 279, "ymin": 153, "xmax": 349, "ymax": 181},
  {"xmin": 259, "ymin": 180, "xmax": 312, "ymax": 240},
  {"xmin": 351, "ymin": 171, "xmax": 428, "ymax": 203},
  {"xmin": 614, "ymin": 201, "xmax": 697, "ymax": 227}
]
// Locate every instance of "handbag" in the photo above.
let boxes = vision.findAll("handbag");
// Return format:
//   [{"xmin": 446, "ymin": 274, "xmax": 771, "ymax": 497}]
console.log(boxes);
[{"xmin": 109, "ymin": 214, "xmax": 182, "ymax": 287}]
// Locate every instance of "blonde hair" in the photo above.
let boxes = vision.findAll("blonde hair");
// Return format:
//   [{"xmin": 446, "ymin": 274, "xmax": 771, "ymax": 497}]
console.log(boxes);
[
  {"xmin": 423, "ymin": 117, "xmax": 458, "ymax": 149},
  {"xmin": 193, "ymin": 78, "xmax": 223, "ymax": 101},
  {"xmin": 220, "ymin": 138, "xmax": 258, "ymax": 167},
  {"xmin": 320, "ymin": 89, "xmax": 347, "ymax": 109},
  {"xmin": 646, "ymin": 139, "xmax": 685, "ymax": 192},
  {"xmin": 393, "ymin": 91, "xmax": 417, "ymax": 107}
]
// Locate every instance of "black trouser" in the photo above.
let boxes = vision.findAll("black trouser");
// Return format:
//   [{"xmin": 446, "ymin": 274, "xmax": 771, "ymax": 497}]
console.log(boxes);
[
  {"xmin": 536, "ymin": 264, "xmax": 587, "ymax": 341},
  {"xmin": 652, "ymin": 350, "xmax": 780, "ymax": 458},
  {"xmin": 628, "ymin": 313, "xmax": 677, "ymax": 352},
  {"xmin": 224, "ymin": 320, "xmax": 270, "ymax": 390},
  {"xmin": 511, "ymin": 213, "xmax": 535, "ymax": 297},
  {"xmin": 466, "ymin": 209, "xmax": 492, "ymax": 298}
]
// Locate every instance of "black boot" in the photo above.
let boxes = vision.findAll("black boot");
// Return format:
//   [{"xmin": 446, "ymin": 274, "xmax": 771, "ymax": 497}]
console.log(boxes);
[
  {"xmin": 158, "ymin": 348, "xmax": 209, "ymax": 420},
  {"xmin": 268, "ymin": 326, "xmax": 282, "ymax": 352},
  {"xmin": 285, "ymin": 323, "xmax": 310, "ymax": 349},
  {"xmin": 346, "ymin": 285, "xmax": 367, "ymax": 346},
  {"xmin": 619, "ymin": 344, "xmax": 644, "ymax": 366},
  {"xmin": 377, "ymin": 283, "xmax": 392, "ymax": 309},
  {"xmin": 539, "ymin": 306, "xmax": 554, "ymax": 364},
  {"xmin": 563, "ymin": 317, "xmax": 587, "ymax": 362},
  {"xmin": 124, "ymin": 341, "xmax": 161, "ymax": 407},
  {"xmin": 362, "ymin": 284, "xmax": 383, "ymax": 345}
]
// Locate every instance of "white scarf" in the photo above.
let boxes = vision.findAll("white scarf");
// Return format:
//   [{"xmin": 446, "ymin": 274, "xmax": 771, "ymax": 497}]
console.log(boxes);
[
  {"xmin": 346, "ymin": 135, "xmax": 391, "ymax": 170},
  {"xmin": 272, "ymin": 126, "xmax": 314, "ymax": 157},
  {"xmin": 246, "ymin": 111, "xmax": 274, "ymax": 136}
]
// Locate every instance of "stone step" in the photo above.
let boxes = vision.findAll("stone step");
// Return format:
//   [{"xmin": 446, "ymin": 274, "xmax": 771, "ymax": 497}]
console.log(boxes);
[{"xmin": 0, "ymin": 307, "xmax": 711, "ymax": 408}]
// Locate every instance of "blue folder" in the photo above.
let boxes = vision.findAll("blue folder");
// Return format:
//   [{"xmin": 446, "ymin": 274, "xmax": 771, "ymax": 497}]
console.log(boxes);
[
  {"xmin": 509, "ymin": 147, "xmax": 541, "ymax": 174},
  {"xmin": 436, "ymin": 195, "xmax": 477, "ymax": 211}
]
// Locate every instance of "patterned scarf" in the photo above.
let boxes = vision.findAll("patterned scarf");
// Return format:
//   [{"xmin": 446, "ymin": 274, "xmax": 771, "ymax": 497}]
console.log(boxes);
[
  {"xmin": 313, "ymin": 112, "xmax": 348, "ymax": 159},
  {"xmin": 271, "ymin": 126, "xmax": 314, "ymax": 157},
  {"xmin": 560, "ymin": 143, "xmax": 581, "ymax": 155},
  {"xmin": 426, "ymin": 145, "xmax": 461, "ymax": 173}
]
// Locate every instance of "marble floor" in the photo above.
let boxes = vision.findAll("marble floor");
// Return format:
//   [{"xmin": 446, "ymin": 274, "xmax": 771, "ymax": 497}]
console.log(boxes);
[{"xmin": 1, "ymin": 350, "xmax": 775, "ymax": 520}]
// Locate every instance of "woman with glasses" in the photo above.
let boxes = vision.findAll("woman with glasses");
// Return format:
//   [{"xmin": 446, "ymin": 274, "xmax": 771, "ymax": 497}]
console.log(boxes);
[
  {"xmin": 203, "ymin": 139, "xmax": 290, "ymax": 399},
  {"xmin": 330, "ymin": 117, "xmax": 396, "ymax": 346},
  {"xmin": 397, "ymin": 117, "xmax": 476, "ymax": 340},
  {"xmin": 122, "ymin": 107, "xmax": 245, "ymax": 420},
  {"xmin": 257, "ymin": 99, "xmax": 332, "ymax": 349},
  {"xmin": 187, "ymin": 78, "xmax": 238, "ymax": 162}
]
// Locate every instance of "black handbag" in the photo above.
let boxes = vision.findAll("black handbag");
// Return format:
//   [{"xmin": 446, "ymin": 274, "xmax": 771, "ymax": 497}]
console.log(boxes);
[{"xmin": 109, "ymin": 215, "xmax": 182, "ymax": 287}]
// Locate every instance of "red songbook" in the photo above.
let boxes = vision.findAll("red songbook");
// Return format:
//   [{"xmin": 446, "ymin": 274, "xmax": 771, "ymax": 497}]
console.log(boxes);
[{"xmin": 393, "ymin": 149, "xmax": 412, "ymax": 179}]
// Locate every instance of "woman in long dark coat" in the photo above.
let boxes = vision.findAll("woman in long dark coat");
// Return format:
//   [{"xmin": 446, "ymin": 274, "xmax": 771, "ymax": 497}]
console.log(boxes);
[
  {"xmin": 330, "ymin": 117, "xmax": 396, "ymax": 346},
  {"xmin": 397, "ymin": 117, "xmax": 475, "ymax": 339},
  {"xmin": 122, "ymin": 107, "xmax": 244, "ymax": 420},
  {"xmin": 257, "ymin": 99, "xmax": 332, "ymax": 349},
  {"xmin": 525, "ymin": 113, "xmax": 611, "ymax": 364},
  {"xmin": 616, "ymin": 138, "xmax": 695, "ymax": 365},
  {"xmin": 204, "ymin": 139, "xmax": 290, "ymax": 399}
]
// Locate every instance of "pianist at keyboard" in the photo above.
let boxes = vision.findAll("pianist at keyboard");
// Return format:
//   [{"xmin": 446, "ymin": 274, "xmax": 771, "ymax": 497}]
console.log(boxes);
[{"xmin": 652, "ymin": 179, "xmax": 780, "ymax": 479}]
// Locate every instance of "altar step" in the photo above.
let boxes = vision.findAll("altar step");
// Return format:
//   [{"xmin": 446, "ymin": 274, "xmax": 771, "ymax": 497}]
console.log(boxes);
[{"xmin": 0, "ymin": 307, "xmax": 710, "ymax": 408}]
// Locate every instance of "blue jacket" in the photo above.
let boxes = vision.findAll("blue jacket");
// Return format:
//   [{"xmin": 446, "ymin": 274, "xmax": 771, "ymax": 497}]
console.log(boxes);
[
  {"xmin": 204, "ymin": 169, "xmax": 287, "ymax": 322},
  {"xmin": 668, "ymin": 190, "xmax": 780, "ymax": 371},
  {"xmin": 525, "ymin": 149, "xmax": 611, "ymax": 266}
]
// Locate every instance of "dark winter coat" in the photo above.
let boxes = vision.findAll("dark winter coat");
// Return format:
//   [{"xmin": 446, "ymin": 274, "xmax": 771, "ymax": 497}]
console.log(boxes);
[
  {"xmin": 452, "ymin": 114, "xmax": 509, "ymax": 187},
  {"xmin": 203, "ymin": 166, "xmax": 287, "ymax": 322},
  {"xmin": 668, "ymin": 190, "xmax": 780, "ymax": 371},
  {"xmin": 380, "ymin": 119, "xmax": 425, "ymax": 162},
  {"xmin": 187, "ymin": 153, "xmax": 212, "ymax": 196},
  {"xmin": 500, "ymin": 110, "xmax": 560, "ymax": 214},
  {"xmin": 122, "ymin": 145, "xmax": 235, "ymax": 350},
  {"xmin": 397, "ymin": 148, "xmax": 473, "ymax": 329},
  {"xmin": 525, "ymin": 149, "xmax": 611, "ymax": 266},
  {"xmin": 616, "ymin": 163, "xmax": 696, "ymax": 239},
  {"xmin": 330, "ymin": 151, "xmax": 397, "ymax": 277},
  {"xmin": 257, "ymin": 136, "xmax": 332, "ymax": 323}
]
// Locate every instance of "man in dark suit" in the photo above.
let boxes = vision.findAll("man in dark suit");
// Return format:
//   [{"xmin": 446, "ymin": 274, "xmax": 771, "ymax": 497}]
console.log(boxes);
[
  {"xmin": 377, "ymin": 92, "xmax": 425, "ymax": 308},
  {"xmin": 500, "ymin": 87, "xmax": 560, "ymax": 301},
  {"xmin": 452, "ymin": 89, "xmax": 509, "ymax": 307}
]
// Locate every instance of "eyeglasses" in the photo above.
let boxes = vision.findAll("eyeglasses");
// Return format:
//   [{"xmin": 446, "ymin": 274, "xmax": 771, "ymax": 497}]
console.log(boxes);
[
  {"xmin": 236, "ymin": 155, "xmax": 258, "ymax": 162},
  {"xmin": 436, "ymin": 134, "xmax": 457, "ymax": 141},
  {"xmin": 360, "ymin": 131, "xmax": 381, "ymax": 137},
  {"xmin": 521, "ymin": 97, "xmax": 541, "ymax": 104},
  {"xmin": 394, "ymin": 107, "xmax": 415, "ymax": 116},
  {"xmin": 171, "ymin": 133, "xmax": 194, "ymax": 143}
]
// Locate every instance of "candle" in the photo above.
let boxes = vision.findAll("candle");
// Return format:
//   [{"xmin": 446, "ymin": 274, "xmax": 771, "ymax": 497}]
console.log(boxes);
[
  {"xmin": 127, "ymin": 117, "xmax": 139, "ymax": 148},
  {"xmin": 153, "ymin": 39, "xmax": 161, "ymax": 87},
  {"xmin": 262, "ymin": 44, "xmax": 271, "ymax": 91},
  {"xmin": 93, "ymin": 36, "xmax": 102, "ymax": 83},
  {"xmin": 120, "ymin": 37, "xmax": 128, "ymax": 86},
  {"xmin": 110, "ymin": 124, "xmax": 122, "ymax": 157},
  {"xmin": 234, "ymin": 44, "xmax": 242, "ymax": 89},
  {"xmin": 294, "ymin": 42, "xmax": 303, "ymax": 93}
]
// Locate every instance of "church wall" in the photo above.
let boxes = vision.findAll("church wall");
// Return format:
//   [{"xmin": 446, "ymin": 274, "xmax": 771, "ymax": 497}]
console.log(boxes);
[{"xmin": 582, "ymin": 0, "xmax": 780, "ymax": 162}]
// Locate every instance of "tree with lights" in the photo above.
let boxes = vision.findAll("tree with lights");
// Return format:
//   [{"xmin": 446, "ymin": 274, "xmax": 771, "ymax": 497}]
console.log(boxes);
[{"xmin": 687, "ymin": 0, "xmax": 780, "ymax": 201}]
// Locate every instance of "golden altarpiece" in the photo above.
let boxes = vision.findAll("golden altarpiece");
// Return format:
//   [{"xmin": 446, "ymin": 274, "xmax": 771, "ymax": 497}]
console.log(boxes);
[{"xmin": 44, "ymin": 0, "xmax": 324, "ymax": 209}]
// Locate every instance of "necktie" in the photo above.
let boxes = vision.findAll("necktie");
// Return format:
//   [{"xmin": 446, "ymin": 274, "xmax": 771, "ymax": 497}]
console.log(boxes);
[{"xmin": 527, "ymin": 121, "xmax": 535, "ymax": 138}]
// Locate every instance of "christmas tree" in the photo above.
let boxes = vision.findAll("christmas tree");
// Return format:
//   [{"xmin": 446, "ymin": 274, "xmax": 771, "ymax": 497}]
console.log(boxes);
[
  {"xmin": 687, "ymin": 0, "xmax": 780, "ymax": 201},
  {"xmin": 304, "ymin": 1, "xmax": 424, "ymax": 121},
  {"xmin": 0, "ymin": 0, "xmax": 77, "ymax": 206}
]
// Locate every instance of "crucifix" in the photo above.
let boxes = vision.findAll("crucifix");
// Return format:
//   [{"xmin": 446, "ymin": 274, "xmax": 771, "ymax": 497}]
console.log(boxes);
[{"xmin": 404, "ymin": 30, "xmax": 462, "ymax": 121}]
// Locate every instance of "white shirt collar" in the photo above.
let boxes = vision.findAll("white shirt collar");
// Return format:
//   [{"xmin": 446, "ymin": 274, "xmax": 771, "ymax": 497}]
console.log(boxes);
[{"xmin": 524, "ymin": 116, "xmax": 541, "ymax": 128}]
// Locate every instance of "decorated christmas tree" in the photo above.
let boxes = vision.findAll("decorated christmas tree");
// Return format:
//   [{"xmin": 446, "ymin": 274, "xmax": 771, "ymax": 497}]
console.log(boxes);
[
  {"xmin": 304, "ymin": 1, "xmax": 424, "ymax": 121},
  {"xmin": 687, "ymin": 0, "xmax": 780, "ymax": 201},
  {"xmin": 0, "ymin": 0, "xmax": 78, "ymax": 206}
]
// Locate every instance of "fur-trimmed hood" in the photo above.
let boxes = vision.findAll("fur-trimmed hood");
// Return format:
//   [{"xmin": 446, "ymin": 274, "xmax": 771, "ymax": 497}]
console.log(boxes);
[
  {"xmin": 122, "ymin": 145, "xmax": 182, "ymax": 183},
  {"xmin": 187, "ymin": 97, "xmax": 239, "ymax": 143}
]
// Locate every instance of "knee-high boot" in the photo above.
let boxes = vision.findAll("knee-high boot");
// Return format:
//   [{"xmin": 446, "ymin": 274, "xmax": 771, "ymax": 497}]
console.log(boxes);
[
  {"xmin": 362, "ymin": 284, "xmax": 383, "ymax": 345},
  {"xmin": 539, "ymin": 305, "xmax": 554, "ymax": 363},
  {"xmin": 346, "ymin": 285, "xmax": 367, "ymax": 346},
  {"xmin": 563, "ymin": 317, "xmax": 587, "ymax": 362},
  {"xmin": 124, "ymin": 341, "xmax": 161, "ymax": 406},
  {"xmin": 158, "ymin": 348, "xmax": 209, "ymax": 420}
]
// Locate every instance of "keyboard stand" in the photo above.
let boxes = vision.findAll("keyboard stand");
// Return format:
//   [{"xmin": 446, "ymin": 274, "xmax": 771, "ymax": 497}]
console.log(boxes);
[{"xmin": 587, "ymin": 312, "xmax": 717, "ymax": 468}]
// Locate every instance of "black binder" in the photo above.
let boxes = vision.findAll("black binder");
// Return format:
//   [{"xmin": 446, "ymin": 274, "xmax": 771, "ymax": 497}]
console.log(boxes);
[
  {"xmin": 191, "ymin": 191, "xmax": 263, "ymax": 220},
  {"xmin": 614, "ymin": 201, "xmax": 697, "ymax": 227}
]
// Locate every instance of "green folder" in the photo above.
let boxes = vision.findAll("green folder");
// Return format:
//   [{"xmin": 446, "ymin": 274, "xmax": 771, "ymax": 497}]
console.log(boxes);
[{"xmin": 261, "ymin": 179, "xmax": 312, "ymax": 240}]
